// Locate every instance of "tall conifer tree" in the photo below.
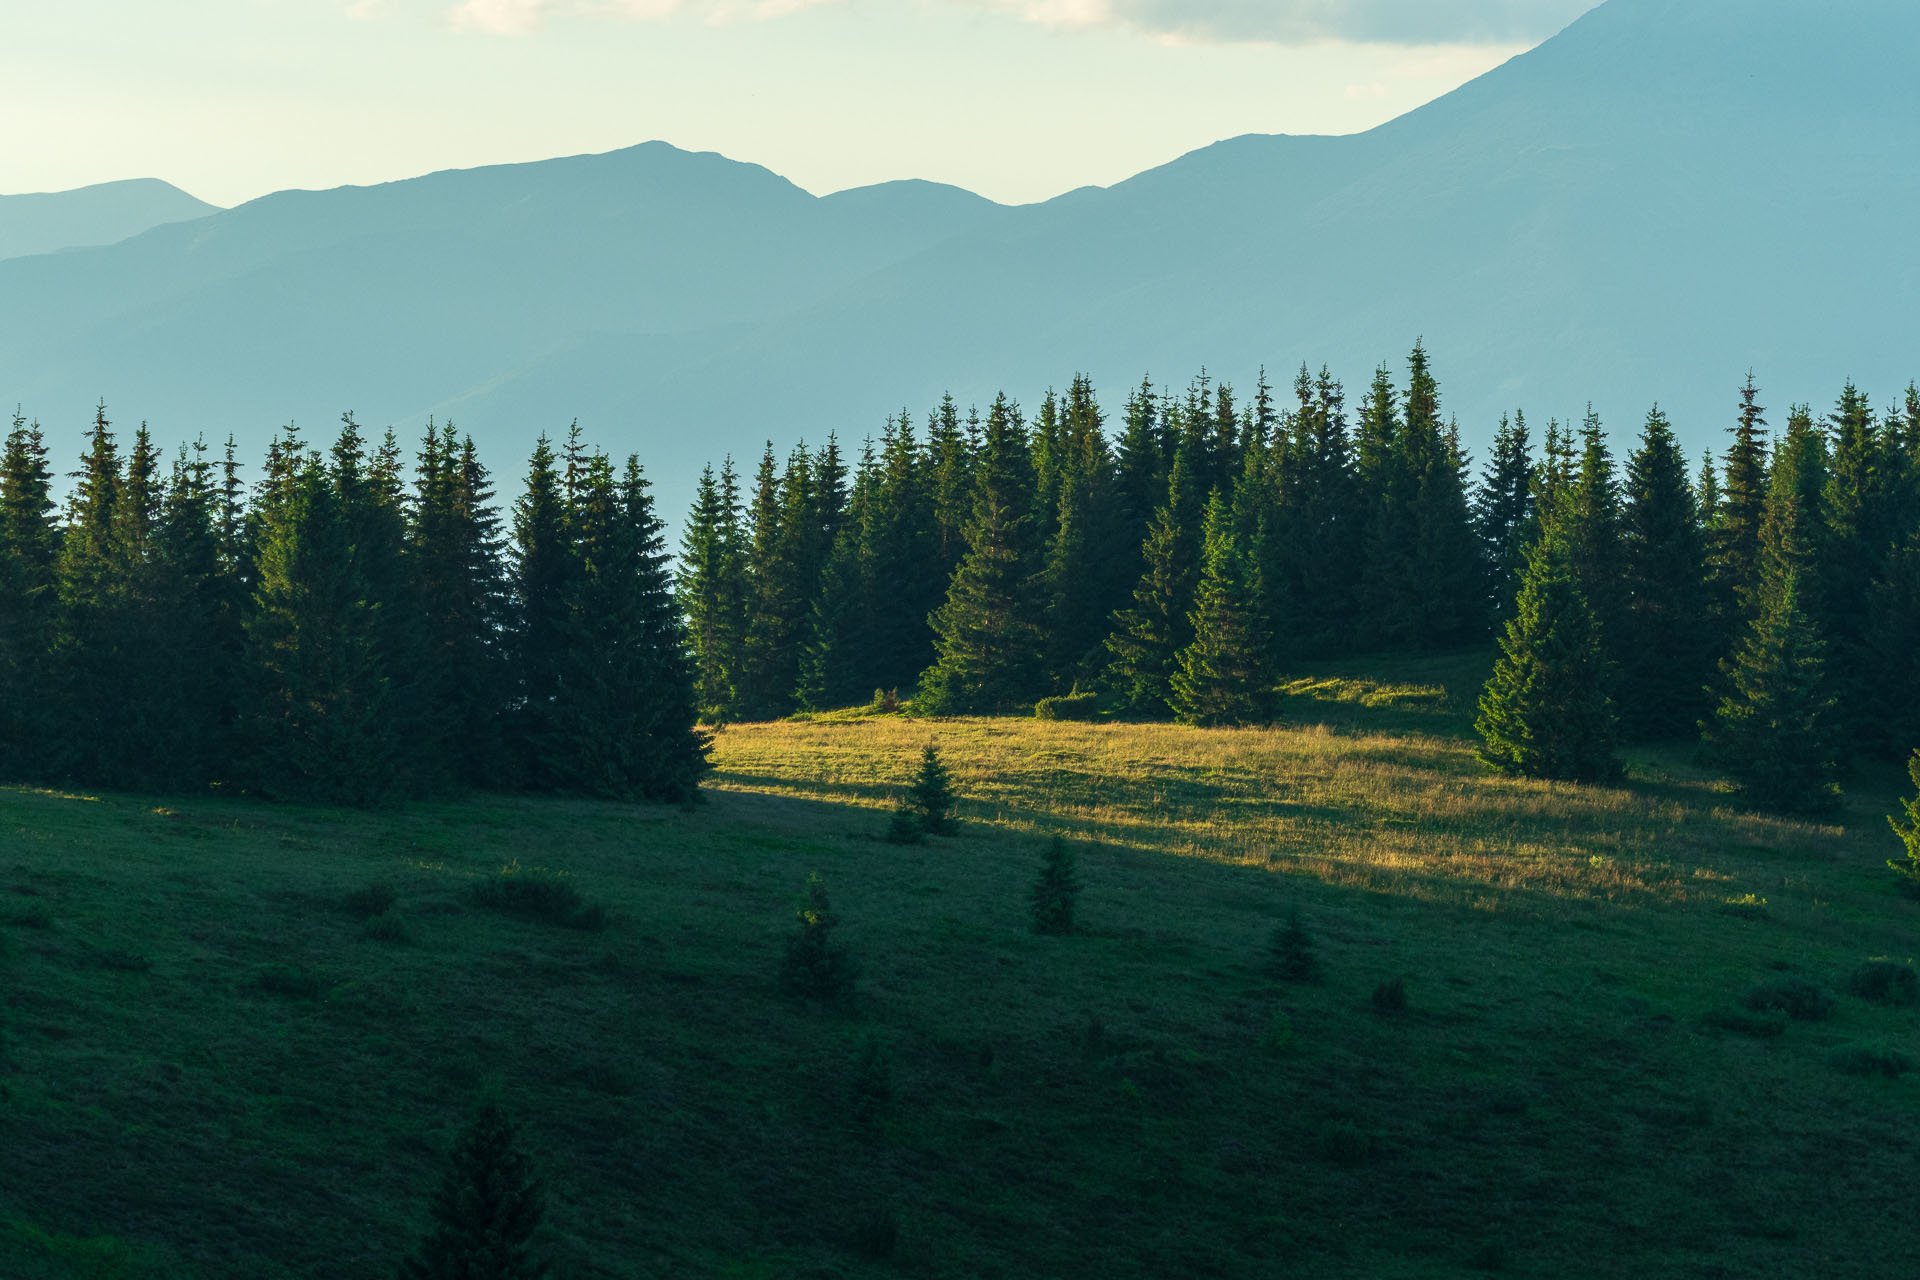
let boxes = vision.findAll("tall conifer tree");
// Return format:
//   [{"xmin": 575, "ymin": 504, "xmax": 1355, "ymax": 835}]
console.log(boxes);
[{"xmin": 1619, "ymin": 407, "xmax": 1712, "ymax": 737}]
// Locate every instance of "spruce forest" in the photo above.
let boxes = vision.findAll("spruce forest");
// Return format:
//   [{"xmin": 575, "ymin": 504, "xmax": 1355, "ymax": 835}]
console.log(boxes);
[
  {"xmin": 6, "ymin": 344, "xmax": 1920, "ymax": 1278},
  {"xmin": 4, "ymin": 344, "xmax": 1919, "ymax": 806}
]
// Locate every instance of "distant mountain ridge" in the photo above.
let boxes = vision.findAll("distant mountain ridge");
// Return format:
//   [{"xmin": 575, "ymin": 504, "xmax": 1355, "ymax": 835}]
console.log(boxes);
[
  {"xmin": 2, "ymin": 0, "xmax": 1915, "ymax": 526},
  {"xmin": 0, "ymin": 178, "xmax": 218, "ymax": 262}
]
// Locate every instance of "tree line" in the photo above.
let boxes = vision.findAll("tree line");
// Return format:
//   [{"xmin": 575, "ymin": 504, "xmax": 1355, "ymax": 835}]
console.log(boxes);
[
  {"xmin": 678, "ymin": 347, "xmax": 1920, "ymax": 808},
  {"xmin": 0, "ymin": 410, "xmax": 707, "ymax": 804}
]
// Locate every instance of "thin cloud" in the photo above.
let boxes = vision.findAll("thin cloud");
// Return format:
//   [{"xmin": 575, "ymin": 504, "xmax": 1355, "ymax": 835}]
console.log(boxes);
[
  {"xmin": 444, "ymin": 0, "xmax": 1598, "ymax": 42},
  {"xmin": 975, "ymin": 0, "xmax": 1600, "ymax": 45},
  {"xmin": 450, "ymin": 0, "xmax": 832, "ymax": 35}
]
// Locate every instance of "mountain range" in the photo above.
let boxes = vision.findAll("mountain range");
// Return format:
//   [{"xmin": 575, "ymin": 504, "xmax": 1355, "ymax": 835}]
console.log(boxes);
[
  {"xmin": 3, "ymin": 0, "xmax": 1915, "ymax": 526},
  {"xmin": 0, "ymin": 178, "xmax": 219, "ymax": 264}
]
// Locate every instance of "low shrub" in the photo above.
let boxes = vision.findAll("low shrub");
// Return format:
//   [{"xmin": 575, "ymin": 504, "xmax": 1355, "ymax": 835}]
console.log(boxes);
[
  {"xmin": 1034, "ymin": 692, "xmax": 1098, "ymax": 721},
  {"xmin": 1468, "ymin": 1237, "xmax": 1510, "ymax": 1273},
  {"xmin": 361, "ymin": 910, "xmax": 411, "ymax": 944},
  {"xmin": 1704, "ymin": 1008, "xmax": 1789, "ymax": 1038},
  {"xmin": 1258, "ymin": 1009, "xmax": 1296, "ymax": 1054},
  {"xmin": 343, "ymin": 882, "xmax": 398, "ymax": 920},
  {"xmin": 884, "ymin": 806, "xmax": 925, "ymax": 845},
  {"xmin": 1371, "ymin": 977, "xmax": 1408, "ymax": 1015},
  {"xmin": 1317, "ymin": 1120, "xmax": 1370, "ymax": 1167},
  {"xmin": 1029, "ymin": 838, "xmax": 1082, "ymax": 936},
  {"xmin": 781, "ymin": 874, "xmax": 858, "ymax": 1005},
  {"xmin": 254, "ymin": 963, "xmax": 324, "ymax": 1000},
  {"xmin": 1265, "ymin": 910, "xmax": 1321, "ymax": 982},
  {"xmin": 471, "ymin": 861, "xmax": 607, "ymax": 931},
  {"xmin": 96, "ymin": 947, "xmax": 152, "ymax": 972},
  {"xmin": 1847, "ymin": 959, "xmax": 1919, "ymax": 1006},
  {"xmin": 1829, "ymin": 1042, "xmax": 1915, "ymax": 1077},
  {"xmin": 869, "ymin": 688, "xmax": 903, "ymax": 715},
  {"xmin": 851, "ymin": 1207, "xmax": 899, "ymax": 1260},
  {"xmin": 1743, "ymin": 977, "xmax": 1835, "ymax": 1022}
]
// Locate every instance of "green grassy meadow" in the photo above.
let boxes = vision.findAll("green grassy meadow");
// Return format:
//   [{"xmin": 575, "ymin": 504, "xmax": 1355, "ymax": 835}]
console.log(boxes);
[{"xmin": 3, "ymin": 651, "xmax": 1917, "ymax": 1278}]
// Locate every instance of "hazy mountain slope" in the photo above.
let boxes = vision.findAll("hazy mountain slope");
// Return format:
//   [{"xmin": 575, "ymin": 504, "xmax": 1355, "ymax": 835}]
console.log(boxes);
[
  {"xmin": 2, "ymin": 0, "xmax": 1914, "ymax": 525},
  {"xmin": 0, "ymin": 178, "xmax": 218, "ymax": 262}
]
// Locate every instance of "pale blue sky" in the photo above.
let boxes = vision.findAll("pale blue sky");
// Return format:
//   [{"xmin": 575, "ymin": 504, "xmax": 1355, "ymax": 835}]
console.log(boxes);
[{"xmin": 3, "ymin": 1, "xmax": 1597, "ymax": 208}]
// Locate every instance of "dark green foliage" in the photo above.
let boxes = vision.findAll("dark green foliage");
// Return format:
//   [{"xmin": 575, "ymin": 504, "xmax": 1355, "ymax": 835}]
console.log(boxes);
[
  {"xmin": 471, "ymin": 864, "xmax": 607, "ymax": 931},
  {"xmin": 1265, "ymin": 910, "xmax": 1321, "ymax": 982},
  {"xmin": 1889, "ymin": 752, "xmax": 1920, "ymax": 889},
  {"xmin": 254, "ymin": 964, "xmax": 325, "ymax": 1000},
  {"xmin": 1473, "ymin": 410, "xmax": 1536, "ymax": 625},
  {"xmin": 885, "ymin": 806, "xmax": 925, "ymax": 846},
  {"xmin": 399, "ymin": 1101, "xmax": 550, "ymax": 1280},
  {"xmin": 918, "ymin": 395, "xmax": 1046, "ymax": 714},
  {"xmin": 1170, "ymin": 490, "xmax": 1273, "ymax": 727},
  {"xmin": 1029, "ymin": 837, "xmax": 1081, "ymax": 936},
  {"xmin": 679, "ymin": 460, "xmax": 748, "ymax": 720},
  {"xmin": 243, "ymin": 440, "xmax": 400, "ymax": 806},
  {"xmin": 1475, "ymin": 529, "xmax": 1619, "ymax": 782},
  {"xmin": 1829, "ymin": 1043, "xmax": 1916, "ymax": 1078},
  {"xmin": 1864, "ymin": 540, "xmax": 1920, "ymax": 757},
  {"xmin": 1104, "ymin": 441, "xmax": 1201, "ymax": 716},
  {"xmin": 1033, "ymin": 692, "xmax": 1098, "ymax": 721},
  {"xmin": 1742, "ymin": 978, "xmax": 1835, "ymax": 1022},
  {"xmin": 1847, "ymin": 959, "xmax": 1918, "ymax": 1006},
  {"xmin": 902, "ymin": 743, "xmax": 958, "ymax": 836},
  {"xmin": 344, "ymin": 883, "xmax": 399, "ymax": 920},
  {"xmin": 1619, "ymin": 406, "xmax": 1714, "ymax": 737},
  {"xmin": 1707, "ymin": 374, "xmax": 1772, "ymax": 630},
  {"xmin": 1371, "ymin": 978, "xmax": 1408, "ymax": 1015},
  {"xmin": 1702, "ymin": 568, "xmax": 1839, "ymax": 814},
  {"xmin": 781, "ymin": 873, "xmax": 858, "ymax": 1004},
  {"xmin": 851, "ymin": 1208, "xmax": 900, "ymax": 1261}
]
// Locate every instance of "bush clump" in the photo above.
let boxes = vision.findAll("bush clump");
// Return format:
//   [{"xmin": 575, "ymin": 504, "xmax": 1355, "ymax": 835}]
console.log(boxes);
[
  {"xmin": 1265, "ymin": 910, "xmax": 1321, "ymax": 982},
  {"xmin": 254, "ymin": 963, "xmax": 324, "ymax": 1001},
  {"xmin": 1743, "ymin": 977, "xmax": 1835, "ymax": 1022},
  {"xmin": 1034, "ymin": 692, "xmax": 1098, "ymax": 721},
  {"xmin": 1316, "ymin": 1119, "xmax": 1371, "ymax": 1167},
  {"xmin": 1029, "ymin": 837, "xmax": 1082, "ymax": 936},
  {"xmin": 781, "ymin": 873, "xmax": 858, "ymax": 1005},
  {"xmin": 1371, "ymin": 977, "xmax": 1408, "ymax": 1015},
  {"xmin": 471, "ymin": 861, "xmax": 607, "ymax": 931},
  {"xmin": 362, "ymin": 909, "xmax": 411, "ymax": 944},
  {"xmin": 1829, "ymin": 1042, "xmax": 1916, "ymax": 1078},
  {"xmin": 343, "ymin": 882, "xmax": 398, "ymax": 920},
  {"xmin": 1847, "ymin": 959, "xmax": 1919, "ymax": 1006}
]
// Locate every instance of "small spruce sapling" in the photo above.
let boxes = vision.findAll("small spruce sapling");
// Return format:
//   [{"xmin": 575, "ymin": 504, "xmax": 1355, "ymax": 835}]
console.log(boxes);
[
  {"xmin": 399, "ymin": 1101, "xmax": 550, "ymax": 1280},
  {"xmin": 906, "ymin": 742, "xmax": 958, "ymax": 835},
  {"xmin": 1889, "ymin": 751, "xmax": 1920, "ymax": 894},
  {"xmin": 1266, "ymin": 910, "xmax": 1321, "ymax": 982},
  {"xmin": 1029, "ymin": 837, "xmax": 1082, "ymax": 936},
  {"xmin": 781, "ymin": 873, "xmax": 858, "ymax": 1004}
]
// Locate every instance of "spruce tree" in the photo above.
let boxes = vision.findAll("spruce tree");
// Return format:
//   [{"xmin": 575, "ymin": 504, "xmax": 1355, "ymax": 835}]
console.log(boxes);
[
  {"xmin": 1043, "ymin": 374, "xmax": 1125, "ymax": 687},
  {"xmin": 1864, "ymin": 536, "xmax": 1920, "ymax": 759},
  {"xmin": 1474, "ymin": 526, "xmax": 1619, "ymax": 783},
  {"xmin": 1707, "ymin": 374, "xmax": 1772, "ymax": 630},
  {"xmin": 507, "ymin": 435, "xmax": 575, "ymax": 785},
  {"xmin": 781, "ymin": 873, "xmax": 857, "ymax": 1004},
  {"xmin": 1105, "ymin": 439, "xmax": 1201, "ymax": 716},
  {"xmin": 1473, "ymin": 411, "xmax": 1536, "ymax": 625},
  {"xmin": 1561, "ymin": 407, "xmax": 1627, "ymax": 671},
  {"xmin": 1029, "ymin": 837, "xmax": 1081, "ymax": 936},
  {"xmin": 917, "ymin": 394, "xmax": 1045, "ymax": 714},
  {"xmin": 399, "ymin": 1101, "xmax": 550, "ymax": 1280},
  {"xmin": 1271, "ymin": 366, "xmax": 1360, "ymax": 655},
  {"xmin": 902, "ymin": 742, "xmax": 957, "ymax": 835},
  {"xmin": 244, "ymin": 448, "xmax": 398, "ymax": 805},
  {"xmin": 0, "ymin": 413, "xmax": 59, "ymax": 776},
  {"xmin": 51, "ymin": 402, "xmax": 126, "ymax": 780},
  {"xmin": 1619, "ymin": 406, "xmax": 1712, "ymax": 737},
  {"xmin": 1701, "ymin": 567, "xmax": 1840, "ymax": 814},
  {"xmin": 412, "ymin": 426, "xmax": 510, "ymax": 785},
  {"xmin": 1170, "ymin": 490, "xmax": 1273, "ymax": 727},
  {"xmin": 679, "ymin": 460, "xmax": 749, "ymax": 720}
]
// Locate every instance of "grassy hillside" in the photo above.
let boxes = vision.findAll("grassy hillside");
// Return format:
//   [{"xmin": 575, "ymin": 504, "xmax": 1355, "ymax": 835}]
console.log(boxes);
[{"xmin": 2, "ymin": 654, "xmax": 1917, "ymax": 1278}]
